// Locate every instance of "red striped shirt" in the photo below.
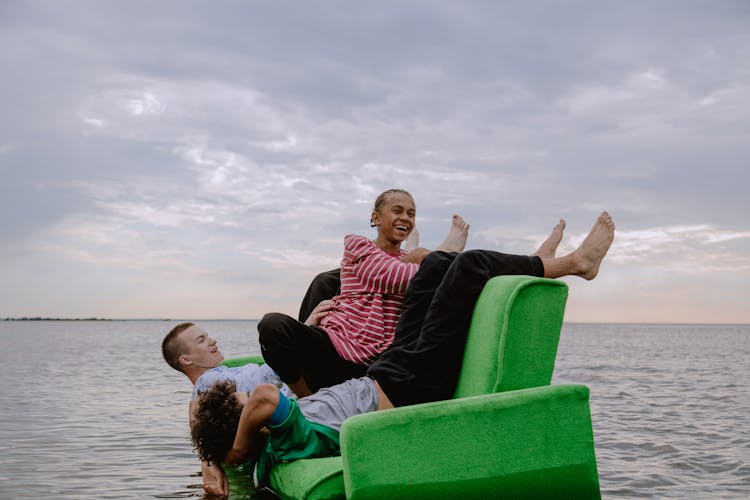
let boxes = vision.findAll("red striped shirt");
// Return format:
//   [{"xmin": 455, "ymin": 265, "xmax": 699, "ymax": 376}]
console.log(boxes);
[{"xmin": 321, "ymin": 234, "xmax": 419, "ymax": 365}]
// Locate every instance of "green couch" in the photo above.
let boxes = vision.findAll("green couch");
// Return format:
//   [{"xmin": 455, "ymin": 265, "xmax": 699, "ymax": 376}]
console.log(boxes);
[{"xmin": 223, "ymin": 275, "xmax": 601, "ymax": 499}]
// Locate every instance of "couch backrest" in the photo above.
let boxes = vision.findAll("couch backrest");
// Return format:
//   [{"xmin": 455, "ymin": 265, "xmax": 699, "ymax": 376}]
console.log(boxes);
[{"xmin": 453, "ymin": 276, "xmax": 568, "ymax": 398}]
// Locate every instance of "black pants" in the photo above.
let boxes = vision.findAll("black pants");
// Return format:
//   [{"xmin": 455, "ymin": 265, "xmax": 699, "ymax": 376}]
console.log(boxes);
[
  {"xmin": 297, "ymin": 268, "xmax": 341, "ymax": 322},
  {"xmin": 258, "ymin": 312, "xmax": 366, "ymax": 393},
  {"xmin": 367, "ymin": 250, "xmax": 544, "ymax": 407}
]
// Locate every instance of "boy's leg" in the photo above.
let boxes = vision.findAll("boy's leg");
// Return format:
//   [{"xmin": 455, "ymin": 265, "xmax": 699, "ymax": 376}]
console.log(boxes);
[
  {"xmin": 365, "ymin": 251, "xmax": 456, "ymax": 393},
  {"xmin": 297, "ymin": 377, "xmax": 380, "ymax": 431},
  {"xmin": 258, "ymin": 313, "xmax": 366, "ymax": 396},
  {"xmin": 371, "ymin": 213, "xmax": 615, "ymax": 406},
  {"xmin": 388, "ymin": 251, "xmax": 457, "ymax": 349},
  {"xmin": 416, "ymin": 250, "xmax": 544, "ymax": 354},
  {"xmin": 298, "ymin": 268, "xmax": 341, "ymax": 322},
  {"xmin": 539, "ymin": 212, "xmax": 615, "ymax": 280},
  {"xmin": 370, "ymin": 250, "xmax": 544, "ymax": 406}
]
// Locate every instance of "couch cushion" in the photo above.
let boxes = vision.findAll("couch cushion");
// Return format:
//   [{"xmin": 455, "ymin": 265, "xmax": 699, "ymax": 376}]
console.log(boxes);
[
  {"xmin": 341, "ymin": 385, "xmax": 599, "ymax": 500},
  {"xmin": 269, "ymin": 457, "xmax": 345, "ymax": 500},
  {"xmin": 454, "ymin": 276, "xmax": 568, "ymax": 397}
]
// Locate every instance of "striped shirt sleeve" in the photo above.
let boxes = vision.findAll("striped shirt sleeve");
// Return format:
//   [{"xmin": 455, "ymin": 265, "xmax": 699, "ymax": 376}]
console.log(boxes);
[
  {"xmin": 319, "ymin": 235, "xmax": 421, "ymax": 365},
  {"xmin": 342, "ymin": 234, "xmax": 419, "ymax": 295}
]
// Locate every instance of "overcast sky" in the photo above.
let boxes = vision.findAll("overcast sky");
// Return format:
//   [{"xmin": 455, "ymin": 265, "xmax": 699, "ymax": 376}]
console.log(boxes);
[{"xmin": 1, "ymin": 1, "xmax": 748, "ymax": 323}]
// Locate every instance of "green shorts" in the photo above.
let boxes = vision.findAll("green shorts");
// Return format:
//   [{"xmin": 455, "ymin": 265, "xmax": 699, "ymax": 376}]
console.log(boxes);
[{"xmin": 254, "ymin": 399, "xmax": 340, "ymax": 486}]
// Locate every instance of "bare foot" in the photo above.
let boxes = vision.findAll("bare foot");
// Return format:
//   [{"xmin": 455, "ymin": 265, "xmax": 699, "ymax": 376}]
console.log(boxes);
[
  {"xmin": 532, "ymin": 219, "xmax": 566, "ymax": 258},
  {"xmin": 404, "ymin": 226, "xmax": 420, "ymax": 252},
  {"xmin": 436, "ymin": 214, "xmax": 470, "ymax": 253},
  {"xmin": 573, "ymin": 212, "xmax": 615, "ymax": 280}
]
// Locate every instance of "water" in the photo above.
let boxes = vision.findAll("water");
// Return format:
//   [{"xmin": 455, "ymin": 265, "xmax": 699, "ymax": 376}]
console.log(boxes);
[
  {"xmin": 553, "ymin": 323, "xmax": 750, "ymax": 499},
  {"xmin": 0, "ymin": 321, "xmax": 748, "ymax": 499}
]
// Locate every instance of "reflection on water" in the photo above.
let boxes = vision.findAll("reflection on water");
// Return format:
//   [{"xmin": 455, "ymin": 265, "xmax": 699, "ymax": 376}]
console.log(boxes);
[{"xmin": 0, "ymin": 321, "xmax": 748, "ymax": 498}]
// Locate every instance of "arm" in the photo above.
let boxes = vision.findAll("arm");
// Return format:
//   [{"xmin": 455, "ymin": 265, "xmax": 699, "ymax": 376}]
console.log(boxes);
[
  {"xmin": 344, "ymin": 235, "xmax": 419, "ymax": 294},
  {"xmin": 190, "ymin": 399, "xmax": 229, "ymax": 496},
  {"xmin": 224, "ymin": 384, "xmax": 280, "ymax": 466},
  {"xmin": 400, "ymin": 247, "xmax": 430, "ymax": 264}
]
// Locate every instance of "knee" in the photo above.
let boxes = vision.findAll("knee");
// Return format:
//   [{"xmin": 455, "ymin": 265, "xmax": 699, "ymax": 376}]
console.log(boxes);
[
  {"xmin": 461, "ymin": 249, "xmax": 484, "ymax": 260},
  {"xmin": 258, "ymin": 312, "xmax": 294, "ymax": 344},
  {"xmin": 422, "ymin": 251, "xmax": 455, "ymax": 270}
]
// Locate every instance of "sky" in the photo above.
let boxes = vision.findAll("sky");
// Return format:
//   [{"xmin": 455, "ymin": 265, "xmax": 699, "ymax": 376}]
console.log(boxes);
[{"xmin": 1, "ymin": 1, "xmax": 749, "ymax": 323}]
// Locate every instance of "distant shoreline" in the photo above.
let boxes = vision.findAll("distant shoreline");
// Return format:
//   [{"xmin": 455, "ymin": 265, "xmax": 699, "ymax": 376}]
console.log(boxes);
[
  {"xmin": 3, "ymin": 317, "xmax": 113, "ymax": 321},
  {"xmin": 2, "ymin": 318, "xmax": 748, "ymax": 326},
  {"xmin": 1, "ymin": 317, "xmax": 259, "ymax": 322}
]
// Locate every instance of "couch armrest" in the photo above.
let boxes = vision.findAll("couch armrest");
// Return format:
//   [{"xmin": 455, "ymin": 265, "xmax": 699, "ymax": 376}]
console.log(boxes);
[
  {"xmin": 221, "ymin": 355, "xmax": 265, "ymax": 367},
  {"xmin": 340, "ymin": 384, "xmax": 600, "ymax": 500}
]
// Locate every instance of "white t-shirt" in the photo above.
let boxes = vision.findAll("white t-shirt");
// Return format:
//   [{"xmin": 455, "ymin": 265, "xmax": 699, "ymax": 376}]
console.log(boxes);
[{"xmin": 192, "ymin": 363, "xmax": 295, "ymax": 400}]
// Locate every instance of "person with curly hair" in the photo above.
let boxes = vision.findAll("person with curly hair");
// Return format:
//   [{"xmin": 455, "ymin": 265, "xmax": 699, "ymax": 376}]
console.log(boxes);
[
  {"xmin": 190, "ymin": 381, "xmax": 250, "ymax": 466},
  {"xmin": 192, "ymin": 212, "xmax": 616, "ymax": 487},
  {"xmin": 161, "ymin": 322, "xmax": 294, "ymax": 496},
  {"xmin": 192, "ymin": 376, "xmax": 388, "ymax": 487}
]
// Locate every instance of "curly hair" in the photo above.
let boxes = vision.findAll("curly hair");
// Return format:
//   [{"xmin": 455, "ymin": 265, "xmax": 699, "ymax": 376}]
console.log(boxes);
[{"xmin": 191, "ymin": 380, "xmax": 243, "ymax": 464}]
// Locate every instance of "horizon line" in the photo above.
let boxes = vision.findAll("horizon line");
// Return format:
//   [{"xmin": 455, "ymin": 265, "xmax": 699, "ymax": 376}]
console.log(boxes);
[{"xmin": 3, "ymin": 317, "xmax": 749, "ymax": 326}]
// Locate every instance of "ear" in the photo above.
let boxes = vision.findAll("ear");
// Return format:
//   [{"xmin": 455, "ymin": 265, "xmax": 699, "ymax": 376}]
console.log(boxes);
[
  {"xmin": 178, "ymin": 354, "xmax": 192, "ymax": 367},
  {"xmin": 370, "ymin": 210, "xmax": 380, "ymax": 227}
]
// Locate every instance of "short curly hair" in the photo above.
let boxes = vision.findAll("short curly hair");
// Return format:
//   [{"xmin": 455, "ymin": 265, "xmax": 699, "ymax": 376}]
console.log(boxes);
[{"xmin": 191, "ymin": 380, "xmax": 243, "ymax": 464}]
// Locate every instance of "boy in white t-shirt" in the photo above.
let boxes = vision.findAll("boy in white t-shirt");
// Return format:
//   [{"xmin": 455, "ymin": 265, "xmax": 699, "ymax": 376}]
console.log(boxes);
[{"xmin": 161, "ymin": 322, "xmax": 292, "ymax": 496}]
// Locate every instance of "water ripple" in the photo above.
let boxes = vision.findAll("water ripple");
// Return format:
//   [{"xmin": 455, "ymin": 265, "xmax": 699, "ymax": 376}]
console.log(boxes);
[{"xmin": 1, "ymin": 321, "xmax": 748, "ymax": 498}]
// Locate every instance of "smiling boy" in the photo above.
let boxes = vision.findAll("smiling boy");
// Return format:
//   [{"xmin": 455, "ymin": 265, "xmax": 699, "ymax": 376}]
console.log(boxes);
[
  {"xmin": 258, "ymin": 190, "xmax": 470, "ymax": 399},
  {"xmin": 161, "ymin": 322, "xmax": 293, "ymax": 496}
]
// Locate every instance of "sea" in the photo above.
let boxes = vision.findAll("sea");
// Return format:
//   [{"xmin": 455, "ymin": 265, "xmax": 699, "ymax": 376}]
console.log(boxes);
[{"xmin": 0, "ymin": 320, "xmax": 747, "ymax": 499}]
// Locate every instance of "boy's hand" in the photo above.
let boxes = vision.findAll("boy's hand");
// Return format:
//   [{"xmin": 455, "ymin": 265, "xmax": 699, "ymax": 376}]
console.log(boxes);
[
  {"xmin": 400, "ymin": 247, "xmax": 430, "ymax": 264},
  {"xmin": 304, "ymin": 299, "xmax": 334, "ymax": 326},
  {"xmin": 201, "ymin": 461, "xmax": 228, "ymax": 497}
]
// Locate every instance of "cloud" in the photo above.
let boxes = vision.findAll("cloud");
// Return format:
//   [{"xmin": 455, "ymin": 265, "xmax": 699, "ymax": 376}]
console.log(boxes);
[
  {"xmin": 1, "ymin": 1, "xmax": 748, "ymax": 320},
  {"xmin": 609, "ymin": 225, "xmax": 750, "ymax": 272}
]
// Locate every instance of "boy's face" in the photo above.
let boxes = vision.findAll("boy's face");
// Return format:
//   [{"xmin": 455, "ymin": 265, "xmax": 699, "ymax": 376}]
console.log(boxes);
[
  {"xmin": 179, "ymin": 325, "xmax": 224, "ymax": 369},
  {"xmin": 371, "ymin": 192, "xmax": 416, "ymax": 244}
]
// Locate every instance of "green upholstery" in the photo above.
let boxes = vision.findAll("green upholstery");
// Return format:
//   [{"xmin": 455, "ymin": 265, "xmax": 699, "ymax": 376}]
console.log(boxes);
[
  {"xmin": 222, "ymin": 276, "xmax": 599, "ymax": 499},
  {"xmin": 220, "ymin": 359, "xmax": 347, "ymax": 499},
  {"xmin": 341, "ymin": 385, "xmax": 599, "ymax": 499},
  {"xmin": 455, "ymin": 275, "xmax": 568, "ymax": 396},
  {"xmin": 270, "ymin": 458, "xmax": 345, "ymax": 500},
  {"xmin": 221, "ymin": 354, "xmax": 265, "ymax": 367}
]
